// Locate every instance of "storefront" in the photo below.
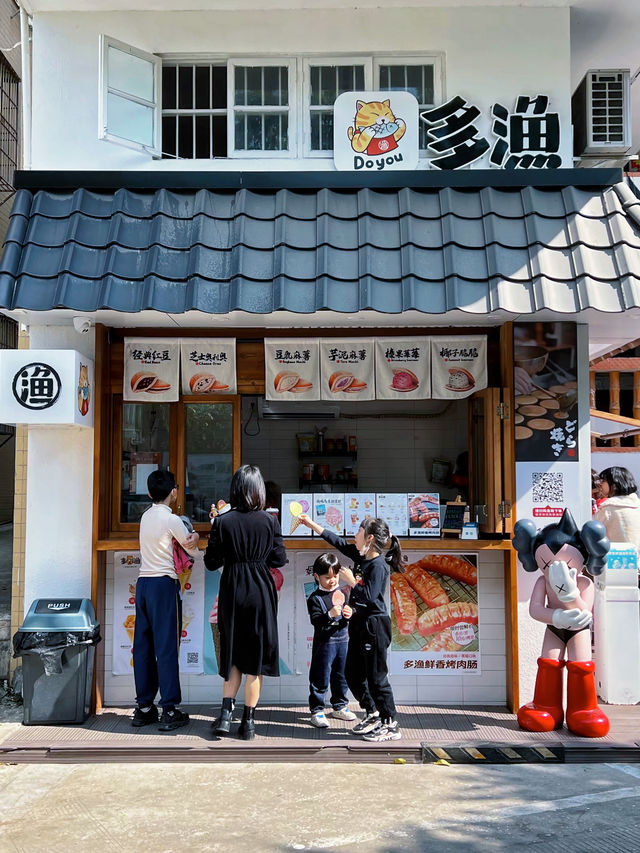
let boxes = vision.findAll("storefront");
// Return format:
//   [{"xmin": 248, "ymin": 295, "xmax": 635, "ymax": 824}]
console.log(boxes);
[{"xmin": 2, "ymin": 167, "xmax": 640, "ymax": 711}]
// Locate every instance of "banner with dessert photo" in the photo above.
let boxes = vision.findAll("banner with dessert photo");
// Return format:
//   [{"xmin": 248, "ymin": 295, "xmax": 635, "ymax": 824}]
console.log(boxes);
[
  {"xmin": 430, "ymin": 336, "xmax": 487, "ymax": 400},
  {"xmin": 264, "ymin": 338, "xmax": 320, "ymax": 401},
  {"xmin": 178, "ymin": 552, "xmax": 205, "ymax": 674},
  {"xmin": 181, "ymin": 339, "xmax": 236, "ymax": 395},
  {"xmin": 375, "ymin": 337, "xmax": 431, "ymax": 400},
  {"xmin": 113, "ymin": 553, "xmax": 141, "ymax": 675},
  {"xmin": 123, "ymin": 338, "xmax": 180, "ymax": 402},
  {"xmin": 320, "ymin": 338, "xmax": 375, "ymax": 401}
]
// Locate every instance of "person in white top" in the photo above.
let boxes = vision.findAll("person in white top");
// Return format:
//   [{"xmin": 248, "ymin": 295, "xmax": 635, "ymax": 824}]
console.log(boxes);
[
  {"xmin": 132, "ymin": 469, "xmax": 199, "ymax": 731},
  {"xmin": 595, "ymin": 466, "xmax": 640, "ymax": 557}
]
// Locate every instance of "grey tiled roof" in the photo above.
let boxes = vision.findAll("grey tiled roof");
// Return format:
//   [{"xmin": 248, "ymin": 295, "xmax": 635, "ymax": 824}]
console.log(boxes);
[{"xmin": 1, "ymin": 183, "xmax": 640, "ymax": 315}]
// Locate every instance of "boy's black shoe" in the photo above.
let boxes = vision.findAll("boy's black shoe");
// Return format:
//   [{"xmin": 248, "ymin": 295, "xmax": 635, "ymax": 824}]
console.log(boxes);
[
  {"xmin": 131, "ymin": 705, "xmax": 158, "ymax": 727},
  {"xmin": 158, "ymin": 707, "xmax": 190, "ymax": 732}
]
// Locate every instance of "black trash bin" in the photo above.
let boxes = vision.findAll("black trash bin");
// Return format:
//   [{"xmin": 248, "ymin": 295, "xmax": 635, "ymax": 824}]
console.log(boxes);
[{"xmin": 13, "ymin": 599, "xmax": 101, "ymax": 725}]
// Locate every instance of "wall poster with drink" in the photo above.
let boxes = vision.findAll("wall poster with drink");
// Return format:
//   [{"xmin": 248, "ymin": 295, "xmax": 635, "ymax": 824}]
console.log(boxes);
[{"xmin": 388, "ymin": 552, "xmax": 480, "ymax": 675}]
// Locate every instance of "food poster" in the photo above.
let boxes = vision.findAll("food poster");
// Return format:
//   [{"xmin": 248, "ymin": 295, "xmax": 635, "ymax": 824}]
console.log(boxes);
[
  {"xmin": 203, "ymin": 558, "xmax": 294, "ymax": 676},
  {"xmin": 282, "ymin": 494, "xmax": 313, "ymax": 537},
  {"xmin": 375, "ymin": 337, "xmax": 431, "ymax": 400},
  {"xmin": 344, "ymin": 493, "xmax": 376, "ymax": 536},
  {"xmin": 181, "ymin": 339, "xmax": 237, "ymax": 395},
  {"xmin": 313, "ymin": 493, "xmax": 345, "ymax": 535},
  {"xmin": 513, "ymin": 323, "xmax": 579, "ymax": 462},
  {"xmin": 389, "ymin": 553, "xmax": 480, "ymax": 675},
  {"xmin": 264, "ymin": 339, "xmax": 320, "ymax": 401},
  {"xmin": 430, "ymin": 336, "xmax": 487, "ymax": 400},
  {"xmin": 408, "ymin": 493, "xmax": 441, "ymax": 537},
  {"xmin": 113, "ymin": 553, "xmax": 141, "ymax": 675},
  {"xmin": 320, "ymin": 339, "xmax": 375, "ymax": 401},
  {"xmin": 178, "ymin": 553, "xmax": 204, "ymax": 674},
  {"xmin": 376, "ymin": 493, "xmax": 409, "ymax": 536},
  {"xmin": 123, "ymin": 339, "xmax": 180, "ymax": 402}
]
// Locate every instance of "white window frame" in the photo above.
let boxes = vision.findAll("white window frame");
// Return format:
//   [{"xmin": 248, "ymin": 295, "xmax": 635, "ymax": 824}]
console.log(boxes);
[
  {"xmin": 99, "ymin": 34, "xmax": 161, "ymax": 157},
  {"xmin": 227, "ymin": 58, "xmax": 297, "ymax": 158},
  {"xmin": 303, "ymin": 56, "xmax": 373, "ymax": 158},
  {"xmin": 373, "ymin": 55, "xmax": 442, "ymax": 155}
]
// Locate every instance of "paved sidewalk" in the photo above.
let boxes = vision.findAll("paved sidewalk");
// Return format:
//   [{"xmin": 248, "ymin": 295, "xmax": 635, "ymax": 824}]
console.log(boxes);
[{"xmin": 1, "ymin": 703, "xmax": 638, "ymax": 764}]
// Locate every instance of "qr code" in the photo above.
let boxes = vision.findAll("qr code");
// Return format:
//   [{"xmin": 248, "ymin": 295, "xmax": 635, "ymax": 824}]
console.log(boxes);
[
  {"xmin": 186, "ymin": 652, "xmax": 199, "ymax": 665},
  {"xmin": 532, "ymin": 472, "xmax": 564, "ymax": 503}
]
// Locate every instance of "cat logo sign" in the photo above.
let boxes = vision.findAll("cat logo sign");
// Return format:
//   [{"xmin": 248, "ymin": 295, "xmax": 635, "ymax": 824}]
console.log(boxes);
[{"xmin": 333, "ymin": 91, "xmax": 419, "ymax": 171}]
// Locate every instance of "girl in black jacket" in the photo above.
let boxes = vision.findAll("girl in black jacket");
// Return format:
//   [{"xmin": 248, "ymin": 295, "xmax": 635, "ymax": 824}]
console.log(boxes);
[{"xmin": 298, "ymin": 513, "xmax": 402, "ymax": 742}]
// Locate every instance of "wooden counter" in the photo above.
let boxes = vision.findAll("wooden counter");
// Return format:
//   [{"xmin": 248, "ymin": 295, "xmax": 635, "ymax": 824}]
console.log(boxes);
[{"xmin": 96, "ymin": 537, "xmax": 513, "ymax": 551}]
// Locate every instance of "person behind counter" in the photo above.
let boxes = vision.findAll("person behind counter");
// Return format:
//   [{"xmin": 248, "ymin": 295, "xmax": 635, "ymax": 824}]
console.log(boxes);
[
  {"xmin": 297, "ymin": 513, "xmax": 403, "ymax": 742},
  {"xmin": 204, "ymin": 464, "xmax": 287, "ymax": 740}
]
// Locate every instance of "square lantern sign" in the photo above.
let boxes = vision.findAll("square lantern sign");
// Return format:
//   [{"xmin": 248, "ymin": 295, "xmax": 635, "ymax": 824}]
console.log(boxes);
[{"xmin": 0, "ymin": 350, "xmax": 94, "ymax": 427}]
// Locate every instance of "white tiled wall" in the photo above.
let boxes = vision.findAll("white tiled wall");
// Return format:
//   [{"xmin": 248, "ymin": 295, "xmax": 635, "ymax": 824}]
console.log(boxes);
[
  {"xmin": 241, "ymin": 397, "xmax": 468, "ymax": 497},
  {"xmin": 102, "ymin": 549, "xmax": 506, "ymax": 707}
]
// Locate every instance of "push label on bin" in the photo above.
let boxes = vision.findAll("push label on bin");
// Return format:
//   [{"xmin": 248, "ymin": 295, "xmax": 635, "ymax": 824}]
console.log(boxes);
[{"xmin": 35, "ymin": 599, "xmax": 83, "ymax": 614}]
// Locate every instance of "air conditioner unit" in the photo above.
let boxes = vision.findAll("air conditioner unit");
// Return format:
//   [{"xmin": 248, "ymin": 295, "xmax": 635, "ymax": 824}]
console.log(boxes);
[
  {"xmin": 572, "ymin": 69, "xmax": 632, "ymax": 159},
  {"xmin": 258, "ymin": 398, "xmax": 340, "ymax": 420}
]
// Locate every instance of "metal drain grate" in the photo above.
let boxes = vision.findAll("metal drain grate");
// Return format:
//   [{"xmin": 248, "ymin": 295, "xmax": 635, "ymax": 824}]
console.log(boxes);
[{"xmin": 421, "ymin": 743, "xmax": 564, "ymax": 764}]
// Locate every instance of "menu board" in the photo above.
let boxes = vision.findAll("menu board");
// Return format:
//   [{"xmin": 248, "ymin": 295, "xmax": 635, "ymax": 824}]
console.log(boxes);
[
  {"xmin": 408, "ymin": 492, "xmax": 441, "ymax": 537},
  {"xmin": 313, "ymin": 493, "xmax": 345, "ymax": 535},
  {"xmin": 282, "ymin": 494, "xmax": 313, "ymax": 537},
  {"xmin": 344, "ymin": 493, "xmax": 376, "ymax": 535},
  {"xmin": 375, "ymin": 493, "xmax": 409, "ymax": 537}
]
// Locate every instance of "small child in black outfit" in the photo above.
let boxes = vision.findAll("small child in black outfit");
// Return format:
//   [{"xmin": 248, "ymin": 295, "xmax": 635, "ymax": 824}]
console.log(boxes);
[{"xmin": 306, "ymin": 553, "xmax": 357, "ymax": 728}]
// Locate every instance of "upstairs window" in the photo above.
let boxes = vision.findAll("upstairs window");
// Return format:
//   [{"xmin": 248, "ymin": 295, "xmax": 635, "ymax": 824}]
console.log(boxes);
[
  {"xmin": 231, "ymin": 61, "xmax": 294, "ymax": 155},
  {"xmin": 99, "ymin": 35, "xmax": 161, "ymax": 156},
  {"xmin": 307, "ymin": 61, "xmax": 366, "ymax": 153},
  {"xmin": 376, "ymin": 60, "xmax": 436, "ymax": 150},
  {"xmin": 161, "ymin": 63, "xmax": 228, "ymax": 159}
]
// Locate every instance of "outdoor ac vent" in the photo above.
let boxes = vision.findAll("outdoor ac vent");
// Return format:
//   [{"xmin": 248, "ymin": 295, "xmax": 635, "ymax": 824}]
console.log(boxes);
[
  {"xmin": 258, "ymin": 399, "xmax": 340, "ymax": 420},
  {"xmin": 572, "ymin": 69, "xmax": 632, "ymax": 158}
]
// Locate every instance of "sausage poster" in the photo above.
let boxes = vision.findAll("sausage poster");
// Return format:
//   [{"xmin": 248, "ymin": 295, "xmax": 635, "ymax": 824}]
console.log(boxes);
[{"xmin": 389, "ymin": 552, "xmax": 480, "ymax": 674}]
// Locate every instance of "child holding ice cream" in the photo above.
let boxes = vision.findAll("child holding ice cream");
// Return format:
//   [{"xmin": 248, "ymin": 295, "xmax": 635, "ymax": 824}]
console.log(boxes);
[{"xmin": 298, "ymin": 512, "xmax": 402, "ymax": 742}]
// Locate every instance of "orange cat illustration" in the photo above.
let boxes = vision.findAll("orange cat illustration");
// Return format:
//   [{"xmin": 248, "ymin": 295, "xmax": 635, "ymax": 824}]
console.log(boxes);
[{"xmin": 347, "ymin": 99, "xmax": 406, "ymax": 156}]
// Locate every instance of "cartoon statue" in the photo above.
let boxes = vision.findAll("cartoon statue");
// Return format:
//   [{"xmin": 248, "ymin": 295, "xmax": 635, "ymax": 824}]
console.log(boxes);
[
  {"xmin": 77, "ymin": 363, "xmax": 90, "ymax": 416},
  {"xmin": 513, "ymin": 508, "xmax": 610, "ymax": 737},
  {"xmin": 348, "ymin": 99, "xmax": 406, "ymax": 156}
]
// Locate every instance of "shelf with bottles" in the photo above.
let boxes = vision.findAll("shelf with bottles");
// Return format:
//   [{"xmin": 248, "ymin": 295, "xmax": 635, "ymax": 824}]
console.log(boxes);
[
  {"xmin": 298, "ymin": 478, "xmax": 358, "ymax": 489},
  {"xmin": 298, "ymin": 450, "xmax": 358, "ymax": 459}
]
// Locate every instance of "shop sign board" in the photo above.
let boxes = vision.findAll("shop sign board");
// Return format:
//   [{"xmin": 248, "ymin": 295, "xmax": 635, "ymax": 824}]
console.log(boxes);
[
  {"xmin": 0, "ymin": 348, "xmax": 94, "ymax": 427},
  {"xmin": 333, "ymin": 91, "xmax": 419, "ymax": 172},
  {"xmin": 123, "ymin": 338, "xmax": 180, "ymax": 402},
  {"xmin": 420, "ymin": 94, "xmax": 562, "ymax": 170},
  {"xmin": 320, "ymin": 338, "xmax": 375, "ymax": 401},
  {"xmin": 430, "ymin": 336, "xmax": 487, "ymax": 400},
  {"xmin": 513, "ymin": 323, "xmax": 579, "ymax": 463},
  {"xmin": 375, "ymin": 337, "xmax": 431, "ymax": 400},
  {"xmin": 181, "ymin": 339, "xmax": 236, "ymax": 395},
  {"xmin": 265, "ymin": 339, "xmax": 320, "ymax": 401},
  {"xmin": 389, "ymin": 552, "xmax": 480, "ymax": 674}
]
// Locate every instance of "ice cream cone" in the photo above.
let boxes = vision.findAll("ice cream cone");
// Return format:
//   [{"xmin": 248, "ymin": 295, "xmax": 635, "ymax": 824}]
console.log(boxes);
[
  {"xmin": 178, "ymin": 567, "xmax": 192, "ymax": 595},
  {"xmin": 123, "ymin": 614, "xmax": 135, "ymax": 645},
  {"xmin": 289, "ymin": 515, "xmax": 303, "ymax": 535}
]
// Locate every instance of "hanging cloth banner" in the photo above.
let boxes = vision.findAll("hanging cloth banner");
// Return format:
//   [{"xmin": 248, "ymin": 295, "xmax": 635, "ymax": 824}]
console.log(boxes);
[
  {"xmin": 123, "ymin": 339, "xmax": 180, "ymax": 402},
  {"xmin": 265, "ymin": 339, "xmax": 320, "ymax": 401},
  {"xmin": 181, "ymin": 339, "xmax": 237, "ymax": 395},
  {"xmin": 375, "ymin": 337, "xmax": 431, "ymax": 400},
  {"xmin": 320, "ymin": 339, "xmax": 375, "ymax": 401},
  {"xmin": 430, "ymin": 336, "xmax": 487, "ymax": 399}
]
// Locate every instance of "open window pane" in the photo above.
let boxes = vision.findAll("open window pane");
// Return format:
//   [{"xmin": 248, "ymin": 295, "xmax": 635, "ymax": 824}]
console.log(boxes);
[
  {"xmin": 185, "ymin": 404, "xmax": 234, "ymax": 525},
  {"xmin": 108, "ymin": 45, "xmax": 155, "ymax": 101},
  {"xmin": 107, "ymin": 93, "xmax": 154, "ymax": 146},
  {"xmin": 120, "ymin": 403, "xmax": 170, "ymax": 523}
]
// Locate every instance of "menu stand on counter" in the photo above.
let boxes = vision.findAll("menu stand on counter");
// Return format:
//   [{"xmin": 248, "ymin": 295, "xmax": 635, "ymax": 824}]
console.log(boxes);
[{"xmin": 441, "ymin": 496, "xmax": 467, "ymax": 539}]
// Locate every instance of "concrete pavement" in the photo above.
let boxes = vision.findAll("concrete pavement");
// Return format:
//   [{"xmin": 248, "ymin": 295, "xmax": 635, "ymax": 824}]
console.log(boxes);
[{"xmin": 1, "ymin": 730, "xmax": 640, "ymax": 853}]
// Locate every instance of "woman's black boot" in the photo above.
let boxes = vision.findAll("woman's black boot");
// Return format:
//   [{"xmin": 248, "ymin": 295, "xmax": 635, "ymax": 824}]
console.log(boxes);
[
  {"xmin": 237, "ymin": 705, "xmax": 256, "ymax": 740},
  {"xmin": 214, "ymin": 697, "xmax": 234, "ymax": 735}
]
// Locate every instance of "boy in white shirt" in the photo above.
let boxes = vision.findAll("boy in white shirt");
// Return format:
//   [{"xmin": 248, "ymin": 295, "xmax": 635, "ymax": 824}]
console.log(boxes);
[{"xmin": 132, "ymin": 470, "xmax": 199, "ymax": 731}]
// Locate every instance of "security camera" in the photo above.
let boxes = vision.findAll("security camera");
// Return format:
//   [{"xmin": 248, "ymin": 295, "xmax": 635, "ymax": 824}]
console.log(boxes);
[{"xmin": 72, "ymin": 317, "xmax": 93, "ymax": 334}]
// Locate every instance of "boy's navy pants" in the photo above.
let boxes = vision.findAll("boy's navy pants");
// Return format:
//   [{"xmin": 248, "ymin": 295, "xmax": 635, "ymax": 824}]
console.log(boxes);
[{"xmin": 133, "ymin": 576, "xmax": 182, "ymax": 710}]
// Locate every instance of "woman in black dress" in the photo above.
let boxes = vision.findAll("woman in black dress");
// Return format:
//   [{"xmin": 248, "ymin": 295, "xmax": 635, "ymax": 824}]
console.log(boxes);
[{"xmin": 204, "ymin": 465, "xmax": 287, "ymax": 739}]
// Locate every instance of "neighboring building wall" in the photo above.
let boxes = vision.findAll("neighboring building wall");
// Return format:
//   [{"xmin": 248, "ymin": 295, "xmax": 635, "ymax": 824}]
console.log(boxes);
[{"xmin": 30, "ymin": 6, "xmax": 572, "ymax": 171}]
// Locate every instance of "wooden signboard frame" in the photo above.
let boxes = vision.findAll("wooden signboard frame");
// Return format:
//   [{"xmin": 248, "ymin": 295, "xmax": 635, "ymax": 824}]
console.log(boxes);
[{"xmin": 441, "ymin": 495, "xmax": 466, "ymax": 537}]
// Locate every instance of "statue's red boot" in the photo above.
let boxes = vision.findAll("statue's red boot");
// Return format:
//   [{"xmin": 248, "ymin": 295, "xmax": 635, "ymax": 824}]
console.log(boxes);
[
  {"xmin": 517, "ymin": 657, "xmax": 565, "ymax": 732},
  {"xmin": 565, "ymin": 660, "xmax": 610, "ymax": 738}
]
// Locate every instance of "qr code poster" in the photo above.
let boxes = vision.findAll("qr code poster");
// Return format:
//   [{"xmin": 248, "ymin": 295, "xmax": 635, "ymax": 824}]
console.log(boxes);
[{"xmin": 515, "ymin": 462, "xmax": 583, "ymax": 525}]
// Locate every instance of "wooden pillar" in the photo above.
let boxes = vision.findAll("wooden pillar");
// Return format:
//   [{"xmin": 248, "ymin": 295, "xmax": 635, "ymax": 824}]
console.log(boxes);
[
  {"xmin": 609, "ymin": 371, "xmax": 621, "ymax": 447},
  {"xmin": 634, "ymin": 371, "xmax": 640, "ymax": 447}
]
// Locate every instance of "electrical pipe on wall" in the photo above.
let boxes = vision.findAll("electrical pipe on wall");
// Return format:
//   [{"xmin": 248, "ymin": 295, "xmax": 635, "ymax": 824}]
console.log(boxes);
[{"xmin": 19, "ymin": 3, "xmax": 32, "ymax": 170}]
